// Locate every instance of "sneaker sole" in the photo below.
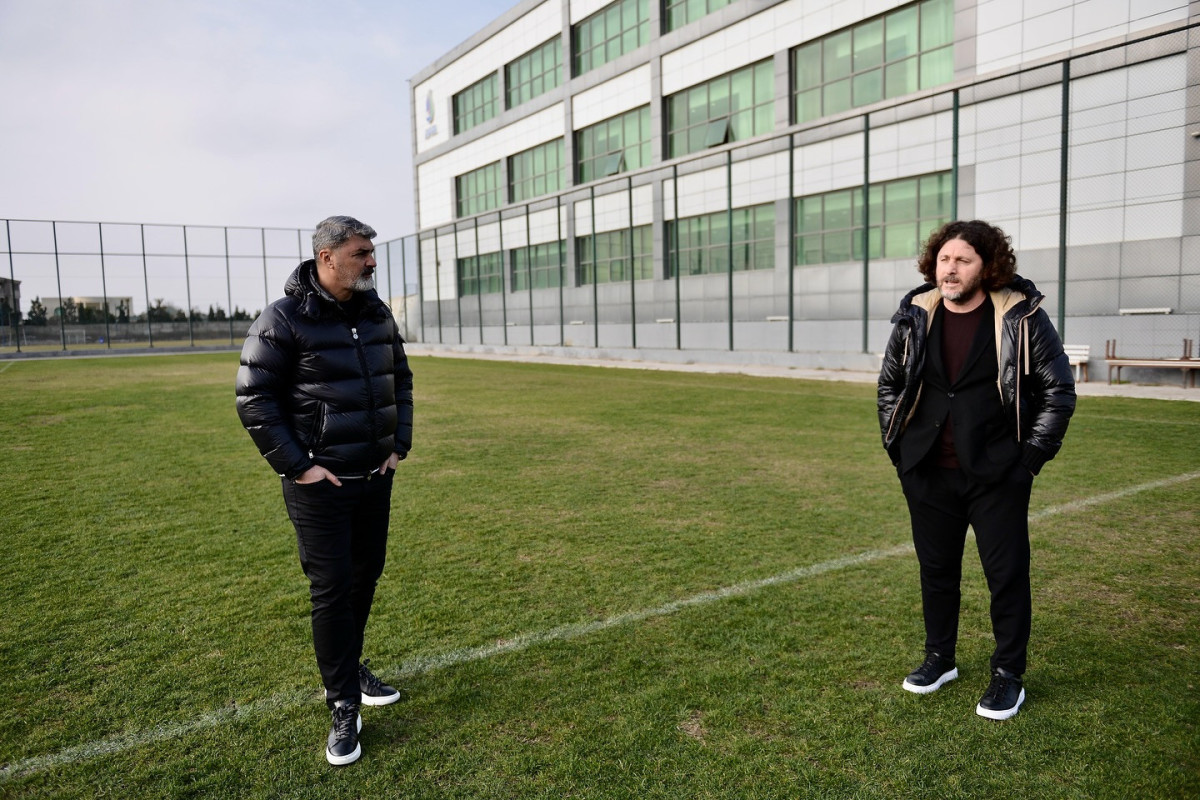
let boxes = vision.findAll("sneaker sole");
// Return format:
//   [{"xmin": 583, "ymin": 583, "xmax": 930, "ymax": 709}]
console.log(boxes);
[
  {"xmin": 326, "ymin": 742, "xmax": 361, "ymax": 766},
  {"xmin": 976, "ymin": 687, "xmax": 1025, "ymax": 720},
  {"xmin": 902, "ymin": 667, "xmax": 958, "ymax": 694},
  {"xmin": 360, "ymin": 690, "xmax": 401, "ymax": 707}
]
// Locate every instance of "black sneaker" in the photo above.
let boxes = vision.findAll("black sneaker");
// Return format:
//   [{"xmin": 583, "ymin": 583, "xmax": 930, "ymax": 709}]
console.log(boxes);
[
  {"xmin": 326, "ymin": 700, "xmax": 362, "ymax": 766},
  {"xmin": 359, "ymin": 659, "xmax": 401, "ymax": 706},
  {"xmin": 976, "ymin": 668, "xmax": 1025, "ymax": 720},
  {"xmin": 902, "ymin": 652, "xmax": 959, "ymax": 694}
]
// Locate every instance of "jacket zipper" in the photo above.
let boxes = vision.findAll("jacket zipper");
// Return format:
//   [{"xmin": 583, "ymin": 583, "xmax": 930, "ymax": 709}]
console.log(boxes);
[{"xmin": 350, "ymin": 326, "xmax": 378, "ymax": 443}]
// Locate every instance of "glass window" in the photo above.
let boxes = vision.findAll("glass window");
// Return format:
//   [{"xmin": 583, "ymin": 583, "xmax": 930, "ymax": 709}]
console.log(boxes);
[
  {"xmin": 792, "ymin": 172, "xmax": 950, "ymax": 266},
  {"xmin": 572, "ymin": 0, "xmax": 649, "ymax": 76},
  {"xmin": 666, "ymin": 204, "xmax": 775, "ymax": 278},
  {"xmin": 576, "ymin": 226, "xmax": 653, "ymax": 284},
  {"xmin": 455, "ymin": 162, "xmax": 503, "ymax": 218},
  {"xmin": 506, "ymin": 38, "xmax": 562, "ymax": 110},
  {"xmin": 920, "ymin": 0, "xmax": 954, "ymax": 49},
  {"xmin": 509, "ymin": 139, "xmax": 564, "ymax": 204},
  {"xmin": 664, "ymin": 0, "xmax": 733, "ymax": 32},
  {"xmin": 666, "ymin": 60, "xmax": 774, "ymax": 158},
  {"xmin": 512, "ymin": 241, "xmax": 566, "ymax": 291},
  {"xmin": 791, "ymin": 0, "xmax": 954, "ymax": 123},
  {"xmin": 457, "ymin": 252, "xmax": 504, "ymax": 296},
  {"xmin": 575, "ymin": 106, "xmax": 650, "ymax": 183},
  {"xmin": 453, "ymin": 74, "xmax": 499, "ymax": 135}
]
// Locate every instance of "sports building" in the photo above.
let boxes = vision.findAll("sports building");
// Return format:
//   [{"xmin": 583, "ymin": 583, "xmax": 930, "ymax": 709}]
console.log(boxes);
[{"xmin": 408, "ymin": 0, "xmax": 1198, "ymax": 375}]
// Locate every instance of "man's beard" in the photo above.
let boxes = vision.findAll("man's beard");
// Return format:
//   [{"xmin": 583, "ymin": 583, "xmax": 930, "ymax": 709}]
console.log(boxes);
[
  {"xmin": 350, "ymin": 271, "xmax": 375, "ymax": 293},
  {"xmin": 939, "ymin": 273, "xmax": 982, "ymax": 303}
]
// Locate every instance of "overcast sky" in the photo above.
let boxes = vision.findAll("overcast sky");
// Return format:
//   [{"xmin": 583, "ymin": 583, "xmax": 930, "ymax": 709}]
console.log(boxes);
[{"xmin": 0, "ymin": 0, "xmax": 505, "ymax": 242}]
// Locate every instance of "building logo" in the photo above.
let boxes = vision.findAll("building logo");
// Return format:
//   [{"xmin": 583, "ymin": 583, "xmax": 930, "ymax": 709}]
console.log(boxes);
[{"xmin": 424, "ymin": 90, "xmax": 439, "ymax": 139}]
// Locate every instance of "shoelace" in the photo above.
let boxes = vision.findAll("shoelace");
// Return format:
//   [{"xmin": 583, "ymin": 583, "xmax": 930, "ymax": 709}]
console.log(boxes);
[
  {"xmin": 359, "ymin": 659, "xmax": 385, "ymax": 693},
  {"xmin": 332, "ymin": 705, "xmax": 358, "ymax": 738},
  {"xmin": 916, "ymin": 654, "xmax": 947, "ymax": 679},
  {"xmin": 983, "ymin": 675, "xmax": 1017, "ymax": 702}
]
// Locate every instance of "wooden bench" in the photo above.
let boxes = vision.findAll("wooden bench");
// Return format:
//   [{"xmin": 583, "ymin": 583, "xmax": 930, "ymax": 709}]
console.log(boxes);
[
  {"xmin": 1062, "ymin": 344, "xmax": 1090, "ymax": 382},
  {"xmin": 1104, "ymin": 339, "xmax": 1200, "ymax": 388}
]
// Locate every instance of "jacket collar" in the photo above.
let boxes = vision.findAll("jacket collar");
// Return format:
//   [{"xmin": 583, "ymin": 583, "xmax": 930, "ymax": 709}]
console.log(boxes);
[{"xmin": 284, "ymin": 259, "xmax": 389, "ymax": 322}]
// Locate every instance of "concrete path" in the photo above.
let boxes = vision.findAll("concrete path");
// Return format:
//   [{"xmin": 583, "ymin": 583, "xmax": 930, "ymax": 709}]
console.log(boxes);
[{"xmin": 407, "ymin": 343, "xmax": 1200, "ymax": 403}]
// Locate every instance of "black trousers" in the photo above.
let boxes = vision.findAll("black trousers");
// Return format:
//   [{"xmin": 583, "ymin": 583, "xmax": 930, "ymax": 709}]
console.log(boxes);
[
  {"xmin": 899, "ymin": 463, "xmax": 1033, "ymax": 675},
  {"xmin": 281, "ymin": 471, "xmax": 394, "ymax": 707}
]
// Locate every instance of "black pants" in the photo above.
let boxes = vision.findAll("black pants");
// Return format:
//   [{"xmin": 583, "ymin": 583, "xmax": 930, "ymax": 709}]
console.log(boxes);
[
  {"xmin": 899, "ymin": 464, "xmax": 1033, "ymax": 675},
  {"xmin": 281, "ymin": 471, "xmax": 394, "ymax": 707}
]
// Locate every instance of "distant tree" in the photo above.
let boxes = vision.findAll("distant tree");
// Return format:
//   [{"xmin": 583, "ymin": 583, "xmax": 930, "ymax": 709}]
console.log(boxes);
[
  {"xmin": 148, "ymin": 299, "xmax": 173, "ymax": 322},
  {"xmin": 117, "ymin": 301, "xmax": 130, "ymax": 324},
  {"xmin": 231, "ymin": 306, "xmax": 251, "ymax": 321},
  {"xmin": 206, "ymin": 304, "xmax": 228, "ymax": 322},
  {"xmin": 174, "ymin": 309, "xmax": 187, "ymax": 322},
  {"xmin": 27, "ymin": 298, "xmax": 47, "ymax": 326},
  {"xmin": 60, "ymin": 300, "xmax": 80, "ymax": 324}
]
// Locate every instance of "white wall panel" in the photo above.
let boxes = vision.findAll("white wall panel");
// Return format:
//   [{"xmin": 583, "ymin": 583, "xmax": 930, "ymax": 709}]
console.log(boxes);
[
  {"xmin": 417, "ymin": 105, "xmax": 565, "ymax": 228},
  {"xmin": 413, "ymin": 0, "xmax": 561, "ymax": 154},
  {"xmin": 573, "ymin": 185, "xmax": 653, "ymax": 235},
  {"xmin": 571, "ymin": 66, "xmax": 652, "ymax": 129}
]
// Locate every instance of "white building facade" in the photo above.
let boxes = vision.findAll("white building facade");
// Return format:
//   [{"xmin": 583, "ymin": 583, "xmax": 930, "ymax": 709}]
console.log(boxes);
[{"xmin": 410, "ymin": 0, "xmax": 1199, "ymax": 372}]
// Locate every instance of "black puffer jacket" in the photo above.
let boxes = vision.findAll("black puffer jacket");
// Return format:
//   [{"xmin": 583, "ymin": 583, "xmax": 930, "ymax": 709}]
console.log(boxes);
[
  {"xmin": 236, "ymin": 260, "xmax": 413, "ymax": 480},
  {"xmin": 877, "ymin": 274, "xmax": 1075, "ymax": 475}
]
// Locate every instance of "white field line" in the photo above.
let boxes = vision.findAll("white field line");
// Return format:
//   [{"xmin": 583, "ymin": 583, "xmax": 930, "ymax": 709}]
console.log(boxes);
[
  {"xmin": 0, "ymin": 361, "xmax": 14, "ymax": 374},
  {"xmin": 3, "ymin": 470, "xmax": 1198, "ymax": 782}
]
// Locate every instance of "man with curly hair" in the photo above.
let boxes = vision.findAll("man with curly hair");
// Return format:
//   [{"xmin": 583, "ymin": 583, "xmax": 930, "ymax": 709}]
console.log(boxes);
[{"xmin": 877, "ymin": 219, "xmax": 1076, "ymax": 720}]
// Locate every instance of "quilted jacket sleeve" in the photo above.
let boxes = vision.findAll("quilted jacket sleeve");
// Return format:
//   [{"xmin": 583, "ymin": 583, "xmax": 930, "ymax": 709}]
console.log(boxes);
[
  {"xmin": 1018, "ymin": 309, "xmax": 1076, "ymax": 474},
  {"xmin": 235, "ymin": 306, "xmax": 312, "ymax": 479},
  {"xmin": 392, "ymin": 327, "xmax": 414, "ymax": 458}
]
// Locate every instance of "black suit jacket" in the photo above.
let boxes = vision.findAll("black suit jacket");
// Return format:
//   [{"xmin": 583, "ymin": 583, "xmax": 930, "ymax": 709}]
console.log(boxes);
[{"xmin": 898, "ymin": 298, "xmax": 1020, "ymax": 484}]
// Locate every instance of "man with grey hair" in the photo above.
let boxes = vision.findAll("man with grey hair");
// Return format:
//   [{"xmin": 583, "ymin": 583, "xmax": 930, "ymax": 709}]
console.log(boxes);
[{"xmin": 237, "ymin": 215, "xmax": 413, "ymax": 765}]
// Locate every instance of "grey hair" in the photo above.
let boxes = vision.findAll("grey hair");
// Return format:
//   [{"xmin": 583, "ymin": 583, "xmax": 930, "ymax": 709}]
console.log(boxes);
[{"xmin": 311, "ymin": 216, "xmax": 377, "ymax": 258}]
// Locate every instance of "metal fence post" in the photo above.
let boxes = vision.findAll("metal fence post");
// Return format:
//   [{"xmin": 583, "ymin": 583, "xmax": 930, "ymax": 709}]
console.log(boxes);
[
  {"xmin": 98, "ymin": 223, "xmax": 112, "ymax": 348},
  {"xmin": 141, "ymin": 224, "xmax": 154, "ymax": 347},
  {"xmin": 51, "ymin": 221, "xmax": 66, "ymax": 350},
  {"xmin": 726, "ymin": 150, "xmax": 733, "ymax": 352},
  {"xmin": 4, "ymin": 220, "xmax": 19, "ymax": 352},
  {"xmin": 673, "ymin": 164, "xmax": 681, "ymax": 350},
  {"xmin": 628, "ymin": 176, "xmax": 637, "ymax": 349},
  {"xmin": 1058, "ymin": 60, "xmax": 1071, "ymax": 337},
  {"xmin": 787, "ymin": 133, "xmax": 795, "ymax": 353},
  {"xmin": 183, "ymin": 226, "xmax": 195, "ymax": 346}
]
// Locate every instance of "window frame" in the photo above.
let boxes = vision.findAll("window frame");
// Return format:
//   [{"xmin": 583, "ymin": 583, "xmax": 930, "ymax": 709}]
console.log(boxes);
[
  {"xmin": 455, "ymin": 162, "xmax": 504, "ymax": 219},
  {"xmin": 505, "ymin": 37, "xmax": 563, "ymax": 110},
  {"xmin": 575, "ymin": 225, "xmax": 654, "ymax": 285},
  {"xmin": 792, "ymin": 172, "xmax": 951, "ymax": 266},
  {"xmin": 508, "ymin": 139, "xmax": 565, "ymax": 204},
  {"xmin": 457, "ymin": 251, "xmax": 505, "ymax": 296},
  {"xmin": 791, "ymin": 0, "xmax": 954, "ymax": 124},
  {"xmin": 572, "ymin": 0, "xmax": 650, "ymax": 77},
  {"xmin": 574, "ymin": 106, "xmax": 651, "ymax": 184},
  {"xmin": 666, "ymin": 203, "xmax": 776, "ymax": 278},
  {"xmin": 511, "ymin": 240, "xmax": 567, "ymax": 291},
  {"xmin": 666, "ymin": 60, "xmax": 775, "ymax": 159},
  {"xmin": 453, "ymin": 73, "xmax": 499, "ymax": 135}
]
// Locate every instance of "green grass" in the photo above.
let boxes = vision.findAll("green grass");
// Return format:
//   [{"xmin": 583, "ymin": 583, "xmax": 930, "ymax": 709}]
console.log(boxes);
[{"xmin": 0, "ymin": 353, "xmax": 1197, "ymax": 799}]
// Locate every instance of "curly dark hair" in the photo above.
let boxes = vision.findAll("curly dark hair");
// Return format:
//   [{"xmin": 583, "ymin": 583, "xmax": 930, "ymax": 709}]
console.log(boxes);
[{"xmin": 916, "ymin": 220, "xmax": 1017, "ymax": 292}]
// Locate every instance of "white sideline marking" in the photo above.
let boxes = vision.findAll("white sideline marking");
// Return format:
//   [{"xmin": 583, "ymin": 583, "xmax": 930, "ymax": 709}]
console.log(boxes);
[
  {"xmin": 0, "ymin": 361, "xmax": 14, "ymax": 374},
  {"xmin": 4, "ymin": 470, "xmax": 1198, "ymax": 782}
]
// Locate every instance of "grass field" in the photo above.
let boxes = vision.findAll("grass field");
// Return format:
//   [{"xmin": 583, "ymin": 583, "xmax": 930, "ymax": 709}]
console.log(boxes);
[{"xmin": 0, "ymin": 353, "xmax": 1197, "ymax": 799}]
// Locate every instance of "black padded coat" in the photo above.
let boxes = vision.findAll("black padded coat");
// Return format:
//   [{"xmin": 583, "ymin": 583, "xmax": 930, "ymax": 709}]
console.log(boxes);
[
  {"xmin": 877, "ymin": 274, "xmax": 1076, "ymax": 476},
  {"xmin": 236, "ymin": 260, "xmax": 413, "ymax": 480}
]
